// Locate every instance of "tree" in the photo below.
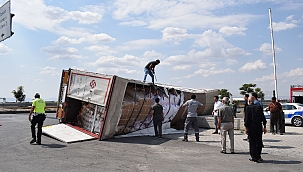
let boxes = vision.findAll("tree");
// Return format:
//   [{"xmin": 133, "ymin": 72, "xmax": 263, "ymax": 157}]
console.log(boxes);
[
  {"xmin": 239, "ymin": 83, "xmax": 265, "ymax": 100},
  {"xmin": 219, "ymin": 89, "xmax": 232, "ymax": 99},
  {"xmin": 12, "ymin": 86, "xmax": 26, "ymax": 102}
]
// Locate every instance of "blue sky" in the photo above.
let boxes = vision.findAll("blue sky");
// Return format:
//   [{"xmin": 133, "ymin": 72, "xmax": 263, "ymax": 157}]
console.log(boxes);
[{"xmin": 0, "ymin": 0, "xmax": 302, "ymax": 101}]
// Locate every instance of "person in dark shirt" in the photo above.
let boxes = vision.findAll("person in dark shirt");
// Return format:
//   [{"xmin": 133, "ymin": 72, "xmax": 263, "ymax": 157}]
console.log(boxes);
[
  {"xmin": 151, "ymin": 97, "xmax": 164, "ymax": 138},
  {"xmin": 143, "ymin": 59, "xmax": 160, "ymax": 84},
  {"xmin": 245, "ymin": 96, "xmax": 267, "ymax": 163},
  {"xmin": 268, "ymin": 97, "xmax": 282, "ymax": 134}
]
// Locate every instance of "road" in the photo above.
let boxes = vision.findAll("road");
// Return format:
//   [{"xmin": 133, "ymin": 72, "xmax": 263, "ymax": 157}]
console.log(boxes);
[{"xmin": 0, "ymin": 113, "xmax": 302, "ymax": 172}]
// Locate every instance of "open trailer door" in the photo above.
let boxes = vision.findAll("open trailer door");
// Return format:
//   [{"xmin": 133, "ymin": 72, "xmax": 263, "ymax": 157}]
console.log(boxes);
[{"xmin": 42, "ymin": 124, "xmax": 97, "ymax": 143}]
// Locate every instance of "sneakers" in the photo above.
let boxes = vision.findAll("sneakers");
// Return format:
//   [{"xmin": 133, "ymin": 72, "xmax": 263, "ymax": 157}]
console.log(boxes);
[
  {"xmin": 182, "ymin": 138, "xmax": 188, "ymax": 142},
  {"xmin": 30, "ymin": 139, "xmax": 36, "ymax": 144},
  {"xmin": 212, "ymin": 132, "xmax": 218, "ymax": 134}
]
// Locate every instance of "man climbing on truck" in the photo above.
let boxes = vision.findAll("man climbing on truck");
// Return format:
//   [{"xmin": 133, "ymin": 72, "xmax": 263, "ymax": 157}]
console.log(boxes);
[{"xmin": 143, "ymin": 59, "xmax": 160, "ymax": 85}]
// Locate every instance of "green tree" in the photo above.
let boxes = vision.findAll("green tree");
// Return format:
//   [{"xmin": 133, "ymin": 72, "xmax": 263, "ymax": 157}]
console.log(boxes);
[
  {"xmin": 12, "ymin": 86, "xmax": 26, "ymax": 102},
  {"xmin": 239, "ymin": 83, "xmax": 265, "ymax": 100},
  {"xmin": 219, "ymin": 89, "xmax": 232, "ymax": 99}
]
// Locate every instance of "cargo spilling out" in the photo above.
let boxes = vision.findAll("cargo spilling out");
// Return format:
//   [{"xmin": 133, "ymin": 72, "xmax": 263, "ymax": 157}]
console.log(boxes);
[{"xmin": 42, "ymin": 69, "xmax": 219, "ymax": 143}]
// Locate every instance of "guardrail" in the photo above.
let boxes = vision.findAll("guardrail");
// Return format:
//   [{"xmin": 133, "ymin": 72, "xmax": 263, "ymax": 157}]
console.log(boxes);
[{"xmin": 0, "ymin": 101, "xmax": 57, "ymax": 107}]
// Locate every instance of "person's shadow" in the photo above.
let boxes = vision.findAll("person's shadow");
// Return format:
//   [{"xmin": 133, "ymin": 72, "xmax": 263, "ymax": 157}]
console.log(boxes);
[
  {"xmin": 261, "ymin": 160, "xmax": 302, "ymax": 164},
  {"xmin": 41, "ymin": 143, "xmax": 67, "ymax": 148}
]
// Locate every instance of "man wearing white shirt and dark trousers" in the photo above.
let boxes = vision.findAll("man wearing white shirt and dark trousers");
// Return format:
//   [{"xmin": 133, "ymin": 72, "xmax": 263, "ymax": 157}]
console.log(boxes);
[
  {"xmin": 212, "ymin": 96, "xmax": 223, "ymax": 134},
  {"xmin": 181, "ymin": 94, "xmax": 204, "ymax": 142}
]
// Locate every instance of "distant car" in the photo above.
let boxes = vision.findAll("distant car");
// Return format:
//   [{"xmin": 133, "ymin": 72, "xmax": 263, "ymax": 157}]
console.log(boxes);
[{"xmin": 264, "ymin": 103, "xmax": 303, "ymax": 127}]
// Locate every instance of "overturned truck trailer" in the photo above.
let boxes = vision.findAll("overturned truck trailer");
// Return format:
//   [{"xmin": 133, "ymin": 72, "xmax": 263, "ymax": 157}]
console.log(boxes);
[{"xmin": 54, "ymin": 69, "xmax": 219, "ymax": 141}]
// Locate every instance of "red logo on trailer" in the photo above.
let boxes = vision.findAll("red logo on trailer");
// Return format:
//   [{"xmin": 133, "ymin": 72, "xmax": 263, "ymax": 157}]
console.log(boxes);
[{"xmin": 90, "ymin": 80, "xmax": 96, "ymax": 89}]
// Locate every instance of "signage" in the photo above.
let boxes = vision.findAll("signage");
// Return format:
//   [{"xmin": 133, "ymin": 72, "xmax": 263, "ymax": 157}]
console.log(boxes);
[
  {"xmin": 67, "ymin": 71, "xmax": 113, "ymax": 106},
  {"xmin": 0, "ymin": 1, "xmax": 13, "ymax": 42}
]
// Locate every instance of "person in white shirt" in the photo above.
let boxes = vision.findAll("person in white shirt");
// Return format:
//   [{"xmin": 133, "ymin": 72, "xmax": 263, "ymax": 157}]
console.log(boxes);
[{"xmin": 212, "ymin": 96, "xmax": 223, "ymax": 134}]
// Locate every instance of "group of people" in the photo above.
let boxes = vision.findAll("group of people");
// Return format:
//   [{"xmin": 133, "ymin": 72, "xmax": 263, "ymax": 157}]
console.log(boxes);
[{"xmin": 176, "ymin": 93, "xmax": 269, "ymax": 163}]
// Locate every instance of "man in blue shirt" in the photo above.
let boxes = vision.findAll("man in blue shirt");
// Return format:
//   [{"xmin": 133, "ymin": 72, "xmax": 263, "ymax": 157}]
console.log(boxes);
[{"xmin": 181, "ymin": 94, "xmax": 204, "ymax": 142}]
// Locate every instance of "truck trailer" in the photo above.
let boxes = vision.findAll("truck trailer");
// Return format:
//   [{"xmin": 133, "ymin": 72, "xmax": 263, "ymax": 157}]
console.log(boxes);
[{"xmin": 43, "ymin": 69, "xmax": 219, "ymax": 142}]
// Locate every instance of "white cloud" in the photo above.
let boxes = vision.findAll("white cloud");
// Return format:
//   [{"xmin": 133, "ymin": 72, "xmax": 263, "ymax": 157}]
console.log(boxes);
[
  {"xmin": 0, "ymin": 44, "xmax": 12, "ymax": 55},
  {"xmin": 53, "ymin": 36, "xmax": 84, "ymax": 45},
  {"xmin": 85, "ymin": 45, "xmax": 117, "ymax": 55},
  {"xmin": 199, "ymin": 61, "xmax": 218, "ymax": 68},
  {"xmin": 271, "ymin": 15, "xmax": 299, "ymax": 32},
  {"xmin": 117, "ymin": 39, "xmax": 161, "ymax": 51},
  {"xmin": 41, "ymin": 46, "xmax": 87, "ymax": 60},
  {"xmin": 41, "ymin": 46, "xmax": 78, "ymax": 54},
  {"xmin": 53, "ymin": 34, "xmax": 116, "ymax": 46},
  {"xmin": 162, "ymin": 27, "xmax": 189, "ymax": 43},
  {"xmin": 143, "ymin": 50, "xmax": 164, "ymax": 59},
  {"xmin": 112, "ymin": 0, "xmax": 260, "ymax": 30},
  {"xmin": 285, "ymin": 15, "xmax": 294, "ymax": 21},
  {"xmin": 239, "ymin": 60, "xmax": 267, "ymax": 72},
  {"xmin": 194, "ymin": 30, "xmax": 251, "ymax": 58},
  {"xmin": 97, "ymin": 67, "xmax": 138, "ymax": 75},
  {"xmin": 281, "ymin": 68, "xmax": 303, "ymax": 77},
  {"xmin": 68, "ymin": 11, "xmax": 102, "ymax": 24},
  {"xmin": 194, "ymin": 67, "xmax": 235, "ymax": 77},
  {"xmin": 225, "ymin": 59, "xmax": 238, "ymax": 65},
  {"xmin": 39, "ymin": 66, "xmax": 60, "ymax": 76},
  {"xmin": 219, "ymin": 26, "xmax": 247, "ymax": 36},
  {"xmin": 173, "ymin": 65, "xmax": 191, "ymax": 71},
  {"xmin": 259, "ymin": 43, "xmax": 282, "ymax": 55},
  {"xmin": 48, "ymin": 54, "xmax": 87, "ymax": 60},
  {"xmin": 86, "ymin": 54, "xmax": 144, "ymax": 68},
  {"xmin": 253, "ymin": 75, "xmax": 273, "ymax": 82},
  {"xmin": 13, "ymin": 0, "xmax": 105, "ymax": 37}
]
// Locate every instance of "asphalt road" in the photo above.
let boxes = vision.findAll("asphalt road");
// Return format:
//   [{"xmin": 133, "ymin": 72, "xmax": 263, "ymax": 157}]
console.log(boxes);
[{"xmin": 0, "ymin": 113, "xmax": 302, "ymax": 172}]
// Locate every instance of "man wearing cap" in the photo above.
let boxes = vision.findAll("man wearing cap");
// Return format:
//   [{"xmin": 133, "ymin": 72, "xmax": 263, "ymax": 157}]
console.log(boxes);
[
  {"xmin": 218, "ymin": 97, "xmax": 235, "ymax": 154},
  {"xmin": 28, "ymin": 93, "xmax": 46, "ymax": 145},
  {"xmin": 143, "ymin": 59, "xmax": 160, "ymax": 85}
]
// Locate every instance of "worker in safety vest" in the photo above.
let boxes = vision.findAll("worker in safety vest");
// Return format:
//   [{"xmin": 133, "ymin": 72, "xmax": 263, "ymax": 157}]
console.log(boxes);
[{"xmin": 28, "ymin": 93, "xmax": 46, "ymax": 145}]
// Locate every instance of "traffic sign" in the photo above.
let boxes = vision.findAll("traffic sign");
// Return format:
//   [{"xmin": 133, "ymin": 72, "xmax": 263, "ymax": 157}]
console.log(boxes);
[{"xmin": 0, "ymin": 0, "xmax": 13, "ymax": 42}]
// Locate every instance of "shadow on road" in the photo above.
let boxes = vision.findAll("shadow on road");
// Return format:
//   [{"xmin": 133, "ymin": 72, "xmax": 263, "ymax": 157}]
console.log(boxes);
[
  {"xmin": 41, "ymin": 143, "xmax": 67, "ymax": 148},
  {"xmin": 107, "ymin": 136, "xmax": 170, "ymax": 145},
  {"xmin": 265, "ymin": 145, "xmax": 295, "ymax": 149},
  {"xmin": 262, "ymin": 160, "xmax": 302, "ymax": 165},
  {"xmin": 263, "ymin": 139, "xmax": 281, "ymax": 142}
]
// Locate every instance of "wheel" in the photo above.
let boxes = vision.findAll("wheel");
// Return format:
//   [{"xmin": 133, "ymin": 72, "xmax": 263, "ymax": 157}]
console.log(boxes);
[{"xmin": 292, "ymin": 116, "xmax": 303, "ymax": 127}]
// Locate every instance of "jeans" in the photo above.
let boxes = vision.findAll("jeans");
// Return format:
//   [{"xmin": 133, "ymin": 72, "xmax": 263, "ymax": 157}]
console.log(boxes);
[{"xmin": 143, "ymin": 68, "xmax": 154, "ymax": 84}]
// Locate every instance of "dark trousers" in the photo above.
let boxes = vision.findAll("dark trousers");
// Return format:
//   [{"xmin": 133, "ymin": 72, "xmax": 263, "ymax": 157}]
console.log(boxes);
[
  {"xmin": 248, "ymin": 123, "xmax": 263, "ymax": 160},
  {"xmin": 153, "ymin": 118, "xmax": 162, "ymax": 137},
  {"xmin": 31, "ymin": 115, "xmax": 45, "ymax": 143},
  {"xmin": 270, "ymin": 112, "xmax": 281, "ymax": 133},
  {"xmin": 184, "ymin": 117, "xmax": 199, "ymax": 140}
]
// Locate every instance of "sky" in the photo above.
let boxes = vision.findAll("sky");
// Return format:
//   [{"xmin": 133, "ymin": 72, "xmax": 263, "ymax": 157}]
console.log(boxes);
[{"xmin": 0, "ymin": 0, "xmax": 302, "ymax": 101}]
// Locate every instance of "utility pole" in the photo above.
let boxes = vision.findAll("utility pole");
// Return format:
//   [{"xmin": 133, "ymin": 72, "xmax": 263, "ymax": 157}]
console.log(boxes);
[{"xmin": 269, "ymin": 8, "xmax": 278, "ymax": 99}]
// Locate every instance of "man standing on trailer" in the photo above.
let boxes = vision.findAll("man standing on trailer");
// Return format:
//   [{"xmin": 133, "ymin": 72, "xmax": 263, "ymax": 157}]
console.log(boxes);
[
  {"xmin": 181, "ymin": 94, "xmax": 204, "ymax": 142},
  {"xmin": 151, "ymin": 97, "xmax": 164, "ymax": 139},
  {"xmin": 143, "ymin": 59, "xmax": 160, "ymax": 85},
  {"xmin": 28, "ymin": 93, "xmax": 46, "ymax": 145}
]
